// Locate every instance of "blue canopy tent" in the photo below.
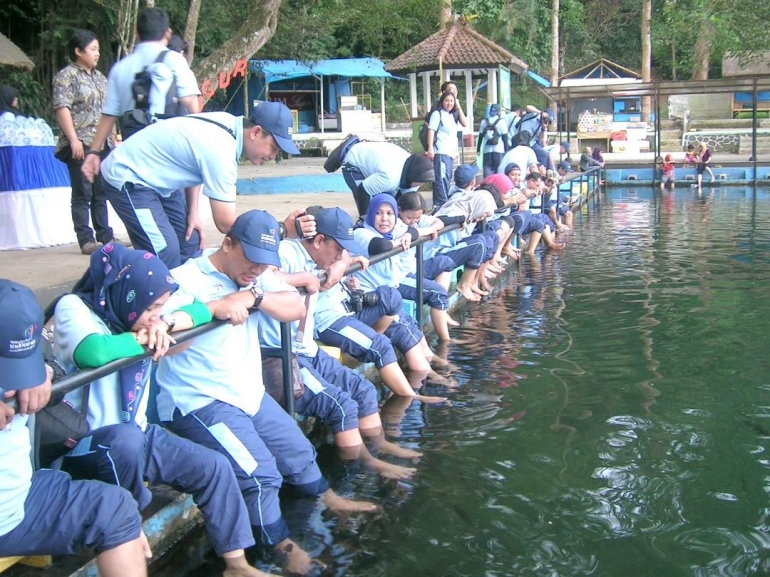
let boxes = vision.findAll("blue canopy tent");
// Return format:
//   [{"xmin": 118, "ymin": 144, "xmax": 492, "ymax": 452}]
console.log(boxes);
[{"xmin": 226, "ymin": 58, "xmax": 400, "ymax": 133}]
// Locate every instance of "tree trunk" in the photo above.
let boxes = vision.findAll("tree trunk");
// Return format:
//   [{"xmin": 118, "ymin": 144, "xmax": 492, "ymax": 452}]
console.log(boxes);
[
  {"xmin": 550, "ymin": 0, "xmax": 559, "ymax": 121},
  {"xmin": 691, "ymin": 17, "xmax": 712, "ymax": 80},
  {"xmin": 440, "ymin": 0, "xmax": 452, "ymax": 28},
  {"xmin": 640, "ymin": 0, "xmax": 652, "ymax": 122},
  {"xmin": 183, "ymin": 0, "xmax": 203, "ymax": 65},
  {"xmin": 671, "ymin": 40, "xmax": 677, "ymax": 81},
  {"xmin": 192, "ymin": 0, "xmax": 283, "ymax": 102},
  {"xmin": 116, "ymin": 0, "xmax": 140, "ymax": 59}
]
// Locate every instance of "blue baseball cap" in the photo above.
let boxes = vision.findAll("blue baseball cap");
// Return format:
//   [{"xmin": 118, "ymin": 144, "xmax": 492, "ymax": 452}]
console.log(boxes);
[
  {"xmin": 229, "ymin": 210, "xmax": 281, "ymax": 267},
  {"xmin": 0, "ymin": 280, "xmax": 46, "ymax": 391},
  {"xmin": 454, "ymin": 163, "xmax": 478, "ymax": 188},
  {"xmin": 489, "ymin": 103, "xmax": 501, "ymax": 116},
  {"xmin": 557, "ymin": 160, "xmax": 572, "ymax": 172},
  {"xmin": 560, "ymin": 141, "xmax": 570, "ymax": 153},
  {"xmin": 504, "ymin": 162, "xmax": 521, "ymax": 175},
  {"xmin": 314, "ymin": 208, "xmax": 360, "ymax": 253},
  {"xmin": 249, "ymin": 101, "xmax": 301, "ymax": 156}
]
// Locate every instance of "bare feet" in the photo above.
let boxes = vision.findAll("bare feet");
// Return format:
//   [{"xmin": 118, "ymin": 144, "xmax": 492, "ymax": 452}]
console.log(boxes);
[
  {"xmin": 321, "ymin": 489, "xmax": 382, "ymax": 515},
  {"xmin": 367, "ymin": 458, "xmax": 417, "ymax": 480},
  {"xmin": 415, "ymin": 393, "xmax": 449, "ymax": 404},
  {"xmin": 502, "ymin": 248, "xmax": 521, "ymax": 260},
  {"xmin": 457, "ymin": 284, "xmax": 481, "ymax": 301},
  {"xmin": 274, "ymin": 539, "xmax": 324, "ymax": 576},
  {"xmin": 222, "ymin": 553, "xmax": 278, "ymax": 577},
  {"xmin": 549, "ymin": 242, "xmax": 566, "ymax": 251},
  {"xmin": 376, "ymin": 438, "xmax": 422, "ymax": 459},
  {"xmin": 446, "ymin": 314, "xmax": 460, "ymax": 327}
]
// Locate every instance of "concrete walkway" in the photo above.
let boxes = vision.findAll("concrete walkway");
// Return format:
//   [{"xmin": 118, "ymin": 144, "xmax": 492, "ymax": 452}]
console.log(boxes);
[{"xmin": 1, "ymin": 157, "xmax": 356, "ymax": 302}]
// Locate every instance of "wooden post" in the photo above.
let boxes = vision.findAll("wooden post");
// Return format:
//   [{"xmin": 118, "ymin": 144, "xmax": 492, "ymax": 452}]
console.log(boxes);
[{"xmin": 409, "ymin": 73, "xmax": 418, "ymax": 118}]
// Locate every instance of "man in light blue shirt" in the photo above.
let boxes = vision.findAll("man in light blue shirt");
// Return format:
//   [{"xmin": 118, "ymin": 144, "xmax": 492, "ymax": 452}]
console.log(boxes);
[
  {"xmin": 82, "ymin": 7, "xmax": 201, "ymax": 178},
  {"xmin": 477, "ymin": 104, "xmax": 509, "ymax": 178},
  {"xmin": 156, "ymin": 210, "xmax": 378, "ymax": 574},
  {"xmin": 95, "ymin": 101, "xmax": 300, "ymax": 269}
]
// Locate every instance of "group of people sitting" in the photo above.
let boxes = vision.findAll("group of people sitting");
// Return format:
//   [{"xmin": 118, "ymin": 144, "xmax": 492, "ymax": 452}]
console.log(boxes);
[{"xmin": 0, "ymin": 160, "xmax": 583, "ymax": 576}]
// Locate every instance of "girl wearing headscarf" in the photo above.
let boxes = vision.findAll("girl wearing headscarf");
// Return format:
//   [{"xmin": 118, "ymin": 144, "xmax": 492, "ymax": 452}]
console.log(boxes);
[
  {"xmin": 0, "ymin": 85, "xmax": 20, "ymax": 120},
  {"xmin": 350, "ymin": 194, "xmax": 443, "ymax": 369},
  {"xmin": 354, "ymin": 194, "xmax": 454, "ymax": 341},
  {"xmin": 53, "ymin": 244, "xmax": 266, "ymax": 577}
]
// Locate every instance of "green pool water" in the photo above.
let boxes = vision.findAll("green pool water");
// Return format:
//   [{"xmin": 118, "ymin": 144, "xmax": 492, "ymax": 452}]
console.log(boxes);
[{"xmin": 173, "ymin": 186, "xmax": 770, "ymax": 577}]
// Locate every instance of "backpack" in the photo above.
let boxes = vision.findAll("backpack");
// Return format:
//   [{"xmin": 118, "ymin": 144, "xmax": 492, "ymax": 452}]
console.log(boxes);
[
  {"xmin": 324, "ymin": 134, "xmax": 361, "ymax": 173},
  {"xmin": 484, "ymin": 117, "xmax": 501, "ymax": 145},
  {"xmin": 513, "ymin": 112, "xmax": 543, "ymax": 147},
  {"xmin": 119, "ymin": 50, "xmax": 188, "ymax": 140},
  {"xmin": 418, "ymin": 109, "xmax": 442, "ymax": 152}
]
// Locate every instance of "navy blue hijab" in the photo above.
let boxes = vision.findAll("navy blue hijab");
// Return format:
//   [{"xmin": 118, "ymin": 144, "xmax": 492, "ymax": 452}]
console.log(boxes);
[
  {"xmin": 365, "ymin": 193, "xmax": 398, "ymax": 240},
  {"xmin": 74, "ymin": 243, "xmax": 178, "ymax": 422}
]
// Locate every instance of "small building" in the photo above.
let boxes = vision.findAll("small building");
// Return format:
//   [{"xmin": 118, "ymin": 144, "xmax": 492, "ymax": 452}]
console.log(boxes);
[
  {"xmin": 385, "ymin": 20, "xmax": 531, "ymax": 134},
  {"xmin": 722, "ymin": 53, "xmax": 770, "ymax": 117},
  {"xmin": 560, "ymin": 59, "xmax": 644, "ymax": 126},
  {"xmin": 225, "ymin": 58, "xmax": 399, "ymax": 137}
]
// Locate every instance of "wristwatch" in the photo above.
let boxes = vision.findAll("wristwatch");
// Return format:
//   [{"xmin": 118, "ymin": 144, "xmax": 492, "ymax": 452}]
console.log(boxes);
[
  {"xmin": 278, "ymin": 222, "xmax": 287, "ymax": 240},
  {"xmin": 250, "ymin": 285, "xmax": 264, "ymax": 309},
  {"xmin": 160, "ymin": 313, "xmax": 176, "ymax": 331}
]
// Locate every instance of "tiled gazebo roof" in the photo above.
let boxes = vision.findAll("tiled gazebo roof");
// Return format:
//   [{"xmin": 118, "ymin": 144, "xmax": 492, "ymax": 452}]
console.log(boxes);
[{"xmin": 386, "ymin": 22, "xmax": 528, "ymax": 75}]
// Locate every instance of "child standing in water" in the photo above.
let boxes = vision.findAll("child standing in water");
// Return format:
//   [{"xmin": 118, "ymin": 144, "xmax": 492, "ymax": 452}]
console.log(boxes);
[{"xmin": 659, "ymin": 154, "xmax": 676, "ymax": 190}]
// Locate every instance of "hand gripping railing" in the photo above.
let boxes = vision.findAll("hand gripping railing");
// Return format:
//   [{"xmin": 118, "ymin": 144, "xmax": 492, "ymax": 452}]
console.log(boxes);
[{"xmin": 15, "ymin": 223, "xmax": 464, "ymax": 419}]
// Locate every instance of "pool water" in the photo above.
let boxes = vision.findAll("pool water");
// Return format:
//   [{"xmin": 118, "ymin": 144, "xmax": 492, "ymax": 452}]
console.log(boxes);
[{"xmin": 174, "ymin": 186, "xmax": 770, "ymax": 577}]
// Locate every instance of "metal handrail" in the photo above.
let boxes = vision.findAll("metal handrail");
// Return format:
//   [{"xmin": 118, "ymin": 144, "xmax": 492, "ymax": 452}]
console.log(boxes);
[
  {"xmin": 25, "ymin": 169, "xmax": 604, "ymax": 416},
  {"xmin": 34, "ymin": 222, "xmax": 463, "ymax": 416}
]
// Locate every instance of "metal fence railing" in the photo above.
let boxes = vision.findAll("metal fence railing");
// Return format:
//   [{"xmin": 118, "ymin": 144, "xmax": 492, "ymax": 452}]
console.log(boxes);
[{"xmin": 23, "ymin": 170, "xmax": 603, "ymax": 419}]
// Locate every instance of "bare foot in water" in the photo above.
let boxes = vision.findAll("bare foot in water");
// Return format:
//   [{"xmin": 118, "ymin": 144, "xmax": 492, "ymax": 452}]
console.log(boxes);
[
  {"xmin": 457, "ymin": 284, "xmax": 481, "ymax": 301},
  {"xmin": 223, "ymin": 556, "xmax": 280, "ymax": 577},
  {"xmin": 415, "ymin": 393, "xmax": 449, "ymax": 404},
  {"xmin": 367, "ymin": 458, "xmax": 417, "ymax": 480},
  {"xmin": 502, "ymin": 248, "xmax": 520, "ymax": 260},
  {"xmin": 446, "ymin": 314, "xmax": 460, "ymax": 327},
  {"xmin": 321, "ymin": 489, "xmax": 382, "ymax": 515},
  {"xmin": 474, "ymin": 283, "xmax": 491, "ymax": 294},
  {"xmin": 275, "ymin": 539, "xmax": 324, "ymax": 576},
  {"xmin": 376, "ymin": 438, "xmax": 423, "ymax": 459}
]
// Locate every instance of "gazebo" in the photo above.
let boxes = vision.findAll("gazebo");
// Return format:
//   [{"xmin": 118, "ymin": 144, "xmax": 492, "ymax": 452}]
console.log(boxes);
[{"xmin": 386, "ymin": 20, "xmax": 529, "ymax": 131}]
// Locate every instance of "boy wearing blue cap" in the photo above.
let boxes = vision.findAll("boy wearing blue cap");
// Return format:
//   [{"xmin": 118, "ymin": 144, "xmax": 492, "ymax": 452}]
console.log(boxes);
[
  {"xmin": 155, "ymin": 210, "xmax": 379, "ymax": 575},
  {"xmin": 85, "ymin": 101, "xmax": 302, "ymax": 269},
  {"xmin": 0, "ymin": 279, "xmax": 151, "ymax": 576},
  {"xmin": 448, "ymin": 163, "xmax": 478, "ymax": 199}
]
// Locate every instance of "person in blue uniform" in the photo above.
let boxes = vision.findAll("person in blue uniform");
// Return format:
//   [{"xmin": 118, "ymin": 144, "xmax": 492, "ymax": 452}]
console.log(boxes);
[
  {"xmin": 52, "ymin": 244, "xmax": 270, "ymax": 577},
  {"xmin": 154, "ymin": 210, "xmax": 379, "ymax": 575},
  {"xmin": 0, "ymin": 279, "xmax": 151, "ymax": 577}
]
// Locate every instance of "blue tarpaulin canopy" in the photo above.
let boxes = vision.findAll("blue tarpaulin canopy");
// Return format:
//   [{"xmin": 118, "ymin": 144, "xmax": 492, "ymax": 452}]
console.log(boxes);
[{"xmin": 248, "ymin": 58, "xmax": 398, "ymax": 83}]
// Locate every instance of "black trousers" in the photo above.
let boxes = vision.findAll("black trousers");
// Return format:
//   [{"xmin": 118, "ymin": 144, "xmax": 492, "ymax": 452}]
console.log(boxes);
[{"xmin": 63, "ymin": 144, "xmax": 113, "ymax": 246}]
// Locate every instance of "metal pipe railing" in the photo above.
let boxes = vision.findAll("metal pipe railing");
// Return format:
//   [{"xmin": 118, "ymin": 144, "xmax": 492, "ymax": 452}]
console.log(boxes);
[
  {"xmin": 33, "ymin": 223, "xmax": 463, "ymax": 417},
  {"xmin": 25, "ymin": 169, "xmax": 605, "ymax": 416}
]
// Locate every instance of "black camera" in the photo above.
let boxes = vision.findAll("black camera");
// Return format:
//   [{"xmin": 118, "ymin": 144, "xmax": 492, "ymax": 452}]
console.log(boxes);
[{"xmin": 347, "ymin": 289, "xmax": 380, "ymax": 313}]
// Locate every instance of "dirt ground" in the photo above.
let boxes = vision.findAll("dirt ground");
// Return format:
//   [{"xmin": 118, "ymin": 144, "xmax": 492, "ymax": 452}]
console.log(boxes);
[{"xmin": 1, "ymin": 157, "xmax": 356, "ymax": 292}]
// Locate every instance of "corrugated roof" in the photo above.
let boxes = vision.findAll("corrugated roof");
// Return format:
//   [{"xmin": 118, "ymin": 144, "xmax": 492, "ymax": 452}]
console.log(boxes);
[
  {"xmin": 386, "ymin": 22, "xmax": 528, "ymax": 74},
  {"xmin": 0, "ymin": 32, "xmax": 34, "ymax": 69},
  {"xmin": 249, "ymin": 58, "xmax": 397, "ymax": 83}
]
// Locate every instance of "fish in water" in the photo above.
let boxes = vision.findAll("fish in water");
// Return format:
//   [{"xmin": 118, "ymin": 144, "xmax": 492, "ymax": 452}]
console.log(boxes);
[{"xmin": 743, "ymin": 419, "xmax": 770, "ymax": 437}]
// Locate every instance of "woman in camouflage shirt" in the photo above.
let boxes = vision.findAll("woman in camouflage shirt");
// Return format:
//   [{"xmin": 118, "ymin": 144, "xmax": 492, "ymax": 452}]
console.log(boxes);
[{"xmin": 53, "ymin": 29, "xmax": 118, "ymax": 255}]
